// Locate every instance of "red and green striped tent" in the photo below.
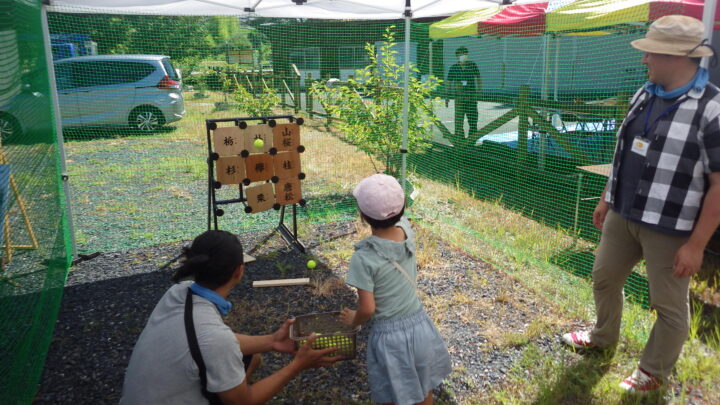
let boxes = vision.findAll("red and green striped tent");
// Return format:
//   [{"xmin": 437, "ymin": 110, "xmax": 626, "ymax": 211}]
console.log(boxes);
[{"xmin": 429, "ymin": 0, "xmax": 719, "ymax": 39}]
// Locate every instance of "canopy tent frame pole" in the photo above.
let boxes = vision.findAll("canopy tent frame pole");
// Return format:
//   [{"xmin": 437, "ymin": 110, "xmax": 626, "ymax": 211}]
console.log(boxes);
[
  {"xmin": 553, "ymin": 35, "xmax": 559, "ymax": 102},
  {"xmin": 538, "ymin": 34, "xmax": 552, "ymax": 170},
  {"xmin": 401, "ymin": 1, "xmax": 411, "ymax": 194},
  {"xmin": 41, "ymin": 6, "xmax": 77, "ymax": 260},
  {"xmin": 702, "ymin": 0, "xmax": 718, "ymax": 69}
]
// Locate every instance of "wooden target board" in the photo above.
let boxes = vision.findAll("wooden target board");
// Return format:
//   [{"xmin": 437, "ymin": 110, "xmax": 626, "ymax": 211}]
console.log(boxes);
[
  {"xmin": 208, "ymin": 118, "xmax": 305, "ymax": 216},
  {"xmin": 207, "ymin": 116, "xmax": 307, "ymax": 252}
]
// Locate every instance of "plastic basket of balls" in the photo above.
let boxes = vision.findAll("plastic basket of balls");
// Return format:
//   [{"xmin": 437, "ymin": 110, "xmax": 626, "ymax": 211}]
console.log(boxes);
[{"xmin": 289, "ymin": 311, "xmax": 360, "ymax": 360}]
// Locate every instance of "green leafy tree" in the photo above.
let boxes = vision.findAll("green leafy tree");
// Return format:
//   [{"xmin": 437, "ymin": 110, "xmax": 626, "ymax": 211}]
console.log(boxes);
[
  {"xmin": 231, "ymin": 75, "xmax": 280, "ymax": 117},
  {"xmin": 47, "ymin": 14, "xmax": 221, "ymax": 60},
  {"xmin": 310, "ymin": 26, "xmax": 440, "ymax": 174}
]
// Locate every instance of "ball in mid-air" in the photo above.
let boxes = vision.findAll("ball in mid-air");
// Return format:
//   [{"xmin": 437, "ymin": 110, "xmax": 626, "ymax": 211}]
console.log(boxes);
[
  {"xmin": 307, "ymin": 260, "xmax": 317, "ymax": 269},
  {"xmin": 253, "ymin": 138, "xmax": 264, "ymax": 149}
]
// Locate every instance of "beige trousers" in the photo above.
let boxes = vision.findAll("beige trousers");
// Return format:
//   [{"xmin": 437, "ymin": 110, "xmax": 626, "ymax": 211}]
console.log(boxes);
[{"xmin": 590, "ymin": 210, "xmax": 691, "ymax": 380}]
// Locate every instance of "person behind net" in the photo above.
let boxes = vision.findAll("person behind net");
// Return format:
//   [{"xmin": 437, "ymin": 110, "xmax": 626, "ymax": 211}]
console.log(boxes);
[
  {"xmin": 120, "ymin": 230, "xmax": 341, "ymax": 405},
  {"xmin": 562, "ymin": 15, "xmax": 720, "ymax": 394},
  {"xmin": 339, "ymin": 173, "xmax": 452, "ymax": 405},
  {"xmin": 447, "ymin": 46, "xmax": 481, "ymax": 141}
]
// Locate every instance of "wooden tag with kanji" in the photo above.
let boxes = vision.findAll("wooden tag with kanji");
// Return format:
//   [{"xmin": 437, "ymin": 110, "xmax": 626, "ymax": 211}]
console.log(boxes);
[
  {"xmin": 243, "ymin": 124, "xmax": 273, "ymax": 153},
  {"xmin": 213, "ymin": 126, "xmax": 243, "ymax": 156},
  {"xmin": 275, "ymin": 178, "xmax": 302, "ymax": 206},
  {"xmin": 273, "ymin": 151, "xmax": 301, "ymax": 180},
  {"xmin": 245, "ymin": 183, "xmax": 275, "ymax": 213},
  {"xmin": 272, "ymin": 123, "xmax": 300, "ymax": 152},
  {"xmin": 215, "ymin": 156, "xmax": 246, "ymax": 185},
  {"xmin": 244, "ymin": 154, "xmax": 274, "ymax": 182}
]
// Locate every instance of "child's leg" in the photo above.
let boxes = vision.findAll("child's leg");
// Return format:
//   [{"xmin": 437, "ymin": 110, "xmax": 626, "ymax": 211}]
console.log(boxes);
[{"xmin": 416, "ymin": 391, "xmax": 433, "ymax": 405}]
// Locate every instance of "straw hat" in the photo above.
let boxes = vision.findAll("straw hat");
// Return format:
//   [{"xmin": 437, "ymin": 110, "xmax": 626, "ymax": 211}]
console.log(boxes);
[{"xmin": 631, "ymin": 15, "xmax": 713, "ymax": 57}]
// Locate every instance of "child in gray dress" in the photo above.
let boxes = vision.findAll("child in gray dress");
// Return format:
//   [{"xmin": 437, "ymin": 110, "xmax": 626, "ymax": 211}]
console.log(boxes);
[{"xmin": 339, "ymin": 173, "xmax": 452, "ymax": 405}]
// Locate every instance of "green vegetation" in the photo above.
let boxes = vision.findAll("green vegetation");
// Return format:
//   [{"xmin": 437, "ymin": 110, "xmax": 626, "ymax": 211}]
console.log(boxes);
[{"xmin": 310, "ymin": 26, "xmax": 441, "ymax": 173}]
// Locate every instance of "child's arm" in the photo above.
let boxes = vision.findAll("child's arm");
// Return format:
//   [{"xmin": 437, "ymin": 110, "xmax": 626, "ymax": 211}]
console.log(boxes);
[{"xmin": 339, "ymin": 289, "xmax": 375, "ymax": 327}]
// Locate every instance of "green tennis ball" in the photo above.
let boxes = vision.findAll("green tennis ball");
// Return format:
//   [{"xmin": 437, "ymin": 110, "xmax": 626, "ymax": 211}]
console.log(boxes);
[
  {"xmin": 307, "ymin": 260, "xmax": 317, "ymax": 269},
  {"xmin": 253, "ymin": 138, "xmax": 264, "ymax": 149}
]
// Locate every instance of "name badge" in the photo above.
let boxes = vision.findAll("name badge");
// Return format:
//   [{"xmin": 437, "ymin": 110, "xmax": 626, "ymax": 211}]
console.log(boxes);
[
  {"xmin": 461, "ymin": 80, "xmax": 468, "ymax": 86},
  {"xmin": 631, "ymin": 137, "xmax": 650, "ymax": 157}
]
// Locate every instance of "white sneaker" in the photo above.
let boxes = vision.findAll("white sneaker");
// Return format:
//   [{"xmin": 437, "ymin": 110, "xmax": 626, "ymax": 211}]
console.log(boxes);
[
  {"xmin": 561, "ymin": 331, "xmax": 596, "ymax": 349},
  {"xmin": 619, "ymin": 368, "xmax": 662, "ymax": 393}
]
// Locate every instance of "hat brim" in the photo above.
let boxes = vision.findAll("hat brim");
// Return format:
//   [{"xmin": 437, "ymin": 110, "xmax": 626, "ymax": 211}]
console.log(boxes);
[{"xmin": 631, "ymin": 37, "xmax": 713, "ymax": 57}]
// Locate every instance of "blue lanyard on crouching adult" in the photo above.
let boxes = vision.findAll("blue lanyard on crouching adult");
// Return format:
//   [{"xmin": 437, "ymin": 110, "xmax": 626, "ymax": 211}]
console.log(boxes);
[{"xmin": 189, "ymin": 282, "xmax": 232, "ymax": 315}]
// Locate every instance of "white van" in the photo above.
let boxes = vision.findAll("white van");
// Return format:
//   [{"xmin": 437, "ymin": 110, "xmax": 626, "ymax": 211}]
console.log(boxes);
[{"xmin": 54, "ymin": 55, "xmax": 185, "ymax": 132}]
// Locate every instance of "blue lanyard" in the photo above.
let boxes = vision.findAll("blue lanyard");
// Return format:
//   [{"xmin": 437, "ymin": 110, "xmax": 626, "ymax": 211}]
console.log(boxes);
[{"xmin": 642, "ymin": 96, "xmax": 686, "ymax": 138}]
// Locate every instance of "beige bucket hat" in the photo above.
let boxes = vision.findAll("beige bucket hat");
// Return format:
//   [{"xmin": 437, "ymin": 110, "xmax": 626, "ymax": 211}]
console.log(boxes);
[{"xmin": 631, "ymin": 15, "xmax": 713, "ymax": 57}]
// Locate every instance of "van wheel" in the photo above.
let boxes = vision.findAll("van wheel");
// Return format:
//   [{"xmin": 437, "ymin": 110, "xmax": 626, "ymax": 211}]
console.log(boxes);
[
  {"xmin": 129, "ymin": 107, "xmax": 165, "ymax": 132},
  {"xmin": 0, "ymin": 113, "xmax": 21, "ymax": 144}
]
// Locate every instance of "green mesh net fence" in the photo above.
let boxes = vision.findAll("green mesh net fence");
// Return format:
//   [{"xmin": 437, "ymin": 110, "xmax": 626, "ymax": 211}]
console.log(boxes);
[
  {"xmin": 2, "ymin": 0, "xmax": 707, "ymax": 402},
  {"xmin": 1, "ymin": 1, "xmax": 72, "ymax": 404}
]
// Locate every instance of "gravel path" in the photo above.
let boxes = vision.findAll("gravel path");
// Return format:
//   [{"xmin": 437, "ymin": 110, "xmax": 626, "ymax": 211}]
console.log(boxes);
[{"xmin": 35, "ymin": 220, "xmax": 569, "ymax": 404}]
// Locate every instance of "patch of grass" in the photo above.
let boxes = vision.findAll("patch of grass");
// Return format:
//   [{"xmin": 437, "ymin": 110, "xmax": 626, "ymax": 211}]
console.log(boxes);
[
  {"xmin": 415, "ymin": 224, "xmax": 441, "ymax": 270},
  {"xmin": 274, "ymin": 262, "xmax": 292, "ymax": 277},
  {"xmin": 311, "ymin": 276, "xmax": 346, "ymax": 298},
  {"xmin": 499, "ymin": 330, "xmax": 530, "ymax": 348},
  {"xmin": 74, "ymin": 231, "xmax": 89, "ymax": 245},
  {"xmin": 129, "ymin": 231, "xmax": 156, "ymax": 240}
]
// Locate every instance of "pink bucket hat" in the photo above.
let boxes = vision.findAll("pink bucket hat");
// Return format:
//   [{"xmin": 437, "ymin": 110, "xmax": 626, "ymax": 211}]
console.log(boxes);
[{"xmin": 353, "ymin": 174, "xmax": 405, "ymax": 220}]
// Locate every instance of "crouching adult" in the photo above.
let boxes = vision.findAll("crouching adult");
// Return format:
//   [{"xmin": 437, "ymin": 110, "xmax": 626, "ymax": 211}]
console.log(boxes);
[{"xmin": 120, "ymin": 230, "xmax": 340, "ymax": 405}]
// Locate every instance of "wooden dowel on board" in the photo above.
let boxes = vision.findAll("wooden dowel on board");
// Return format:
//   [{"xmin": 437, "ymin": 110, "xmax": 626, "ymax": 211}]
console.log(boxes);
[{"xmin": 252, "ymin": 278, "xmax": 310, "ymax": 288}]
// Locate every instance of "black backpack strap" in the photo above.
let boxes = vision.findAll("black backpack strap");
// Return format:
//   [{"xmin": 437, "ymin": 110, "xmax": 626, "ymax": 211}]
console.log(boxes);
[{"xmin": 184, "ymin": 288, "xmax": 223, "ymax": 405}]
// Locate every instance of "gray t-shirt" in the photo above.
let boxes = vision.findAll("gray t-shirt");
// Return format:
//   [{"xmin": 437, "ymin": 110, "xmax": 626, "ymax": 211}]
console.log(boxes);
[
  {"xmin": 120, "ymin": 281, "xmax": 246, "ymax": 405},
  {"xmin": 346, "ymin": 217, "xmax": 422, "ymax": 320}
]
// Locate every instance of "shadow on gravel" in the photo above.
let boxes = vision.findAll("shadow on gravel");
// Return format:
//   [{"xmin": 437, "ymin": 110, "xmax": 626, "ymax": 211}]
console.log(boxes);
[
  {"xmin": 531, "ymin": 348, "xmax": 615, "ymax": 405},
  {"xmin": 34, "ymin": 268, "xmax": 171, "ymax": 404}
]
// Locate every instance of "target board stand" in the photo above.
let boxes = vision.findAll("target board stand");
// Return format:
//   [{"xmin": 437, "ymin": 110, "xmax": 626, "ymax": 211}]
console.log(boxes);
[{"xmin": 206, "ymin": 115, "xmax": 307, "ymax": 253}]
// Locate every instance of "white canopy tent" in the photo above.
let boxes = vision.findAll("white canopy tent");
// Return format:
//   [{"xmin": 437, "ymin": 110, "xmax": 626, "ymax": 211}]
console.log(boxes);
[{"xmin": 46, "ymin": 0, "xmax": 544, "ymax": 19}]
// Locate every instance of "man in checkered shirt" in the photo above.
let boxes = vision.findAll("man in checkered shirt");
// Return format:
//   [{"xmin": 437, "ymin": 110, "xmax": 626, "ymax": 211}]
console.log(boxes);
[{"xmin": 562, "ymin": 15, "xmax": 720, "ymax": 394}]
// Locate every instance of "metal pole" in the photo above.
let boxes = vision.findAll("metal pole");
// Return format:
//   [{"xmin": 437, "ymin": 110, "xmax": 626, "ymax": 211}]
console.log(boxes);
[
  {"xmin": 41, "ymin": 6, "xmax": 77, "ymax": 260},
  {"xmin": 401, "ymin": 9, "xmax": 411, "ymax": 194},
  {"xmin": 701, "ymin": 0, "xmax": 717, "ymax": 69},
  {"xmin": 539, "ymin": 35, "xmax": 550, "ymax": 171},
  {"xmin": 553, "ymin": 36, "xmax": 560, "ymax": 102}
]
